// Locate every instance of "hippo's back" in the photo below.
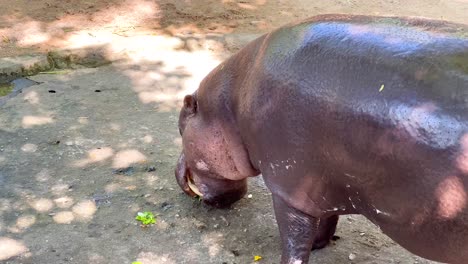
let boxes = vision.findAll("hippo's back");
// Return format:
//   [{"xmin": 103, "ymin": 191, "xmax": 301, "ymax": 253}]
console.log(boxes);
[
  {"xmin": 257, "ymin": 15, "xmax": 468, "ymax": 110},
  {"xmin": 239, "ymin": 16, "xmax": 468, "ymax": 263},
  {"xmin": 246, "ymin": 15, "xmax": 468, "ymax": 142}
]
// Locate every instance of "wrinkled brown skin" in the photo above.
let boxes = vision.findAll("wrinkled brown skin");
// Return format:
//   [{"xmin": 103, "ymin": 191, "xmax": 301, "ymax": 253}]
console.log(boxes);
[{"xmin": 175, "ymin": 14, "xmax": 468, "ymax": 264}]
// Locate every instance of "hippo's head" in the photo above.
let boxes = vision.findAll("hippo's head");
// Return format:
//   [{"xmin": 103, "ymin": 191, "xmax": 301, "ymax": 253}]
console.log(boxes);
[{"xmin": 175, "ymin": 92, "xmax": 257, "ymax": 208}]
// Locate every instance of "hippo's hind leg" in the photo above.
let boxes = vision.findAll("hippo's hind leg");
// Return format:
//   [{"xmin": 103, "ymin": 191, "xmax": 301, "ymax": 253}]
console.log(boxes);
[
  {"xmin": 272, "ymin": 195, "xmax": 319, "ymax": 264},
  {"xmin": 311, "ymin": 215, "xmax": 339, "ymax": 250}
]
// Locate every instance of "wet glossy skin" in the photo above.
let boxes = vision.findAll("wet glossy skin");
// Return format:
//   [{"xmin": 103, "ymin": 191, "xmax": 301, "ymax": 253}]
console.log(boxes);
[{"xmin": 175, "ymin": 15, "xmax": 468, "ymax": 264}]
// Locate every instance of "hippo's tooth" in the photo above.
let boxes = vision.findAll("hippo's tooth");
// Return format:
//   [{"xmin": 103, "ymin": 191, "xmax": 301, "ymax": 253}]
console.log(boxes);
[{"xmin": 187, "ymin": 177, "xmax": 203, "ymax": 197}]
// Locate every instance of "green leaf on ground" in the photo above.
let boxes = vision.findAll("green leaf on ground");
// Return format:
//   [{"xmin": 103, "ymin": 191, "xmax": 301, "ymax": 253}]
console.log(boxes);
[{"xmin": 135, "ymin": 211, "xmax": 156, "ymax": 225}]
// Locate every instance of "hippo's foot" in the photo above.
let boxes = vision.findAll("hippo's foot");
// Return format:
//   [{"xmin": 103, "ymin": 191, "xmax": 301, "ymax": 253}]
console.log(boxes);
[{"xmin": 311, "ymin": 215, "xmax": 339, "ymax": 250}]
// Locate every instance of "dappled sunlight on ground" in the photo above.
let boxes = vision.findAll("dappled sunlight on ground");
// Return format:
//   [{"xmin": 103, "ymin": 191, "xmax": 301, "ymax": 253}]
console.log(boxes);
[
  {"xmin": 202, "ymin": 231, "xmax": 225, "ymax": 257},
  {"xmin": 104, "ymin": 182, "xmax": 123, "ymax": 193},
  {"xmin": 35, "ymin": 168, "xmax": 51, "ymax": 182},
  {"xmin": 0, "ymin": 0, "xmax": 161, "ymax": 54},
  {"xmin": 0, "ymin": 0, "xmax": 260, "ymax": 59},
  {"xmin": 54, "ymin": 196, "xmax": 74, "ymax": 209},
  {"xmin": 71, "ymin": 200, "xmax": 97, "ymax": 221},
  {"xmin": 142, "ymin": 135, "xmax": 154, "ymax": 143},
  {"xmin": 0, "ymin": 237, "xmax": 29, "ymax": 261},
  {"xmin": 117, "ymin": 44, "xmax": 222, "ymax": 109},
  {"xmin": 15, "ymin": 215, "xmax": 36, "ymax": 230},
  {"xmin": 112, "ymin": 149, "xmax": 148, "ymax": 168},
  {"xmin": 28, "ymin": 198, "xmax": 54, "ymax": 213},
  {"xmin": 52, "ymin": 211, "xmax": 74, "ymax": 224},
  {"xmin": 21, "ymin": 115, "xmax": 54, "ymax": 128},
  {"xmin": 11, "ymin": 21, "xmax": 51, "ymax": 46},
  {"xmin": 23, "ymin": 91, "xmax": 40, "ymax": 105},
  {"xmin": 74, "ymin": 147, "xmax": 114, "ymax": 167},
  {"xmin": 23, "ymin": 196, "xmax": 98, "ymax": 225},
  {"xmin": 6, "ymin": 215, "xmax": 36, "ymax": 234},
  {"xmin": 135, "ymin": 251, "xmax": 176, "ymax": 264}
]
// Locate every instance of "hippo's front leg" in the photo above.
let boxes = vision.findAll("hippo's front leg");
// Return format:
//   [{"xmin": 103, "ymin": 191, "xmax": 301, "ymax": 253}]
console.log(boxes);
[{"xmin": 273, "ymin": 195, "xmax": 320, "ymax": 264}]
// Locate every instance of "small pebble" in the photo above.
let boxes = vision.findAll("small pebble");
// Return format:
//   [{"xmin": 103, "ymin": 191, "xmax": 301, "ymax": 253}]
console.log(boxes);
[
  {"xmin": 360, "ymin": 232, "xmax": 365, "ymax": 236},
  {"xmin": 349, "ymin": 253, "xmax": 356, "ymax": 261},
  {"xmin": 49, "ymin": 140, "xmax": 60, "ymax": 145},
  {"xmin": 247, "ymin": 194, "xmax": 253, "ymax": 199}
]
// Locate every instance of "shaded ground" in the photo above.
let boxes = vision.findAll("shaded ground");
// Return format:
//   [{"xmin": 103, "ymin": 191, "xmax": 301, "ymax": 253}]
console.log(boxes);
[
  {"xmin": 1, "ymin": 0, "xmax": 467, "ymax": 264},
  {"xmin": 0, "ymin": 64, "xmax": 436, "ymax": 264}
]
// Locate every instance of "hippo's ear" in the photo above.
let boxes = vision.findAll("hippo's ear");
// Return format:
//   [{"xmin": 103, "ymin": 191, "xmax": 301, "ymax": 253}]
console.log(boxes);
[{"xmin": 183, "ymin": 95, "xmax": 197, "ymax": 115}]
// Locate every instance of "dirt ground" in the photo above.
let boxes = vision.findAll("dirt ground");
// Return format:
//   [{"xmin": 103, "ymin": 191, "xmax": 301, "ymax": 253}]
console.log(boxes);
[
  {"xmin": 1, "ymin": 0, "xmax": 467, "ymax": 264},
  {"xmin": 1, "ymin": 0, "xmax": 467, "ymax": 58}
]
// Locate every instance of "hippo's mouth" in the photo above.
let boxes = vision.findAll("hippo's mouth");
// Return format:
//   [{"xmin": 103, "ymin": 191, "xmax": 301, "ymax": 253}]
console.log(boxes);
[
  {"xmin": 187, "ymin": 172, "xmax": 203, "ymax": 197},
  {"xmin": 176, "ymin": 153, "xmax": 204, "ymax": 198}
]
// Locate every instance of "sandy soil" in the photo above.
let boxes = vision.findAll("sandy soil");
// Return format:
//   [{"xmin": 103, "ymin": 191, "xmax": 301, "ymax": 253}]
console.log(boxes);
[
  {"xmin": 1, "ymin": 1, "xmax": 467, "ymax": 264},
  {"xmin": 0, "ymin": 0, "xmax": 467, "ymax": 57}
]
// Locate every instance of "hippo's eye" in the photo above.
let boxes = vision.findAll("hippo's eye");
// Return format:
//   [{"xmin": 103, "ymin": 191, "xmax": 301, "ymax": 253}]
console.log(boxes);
[{"xmin": 179, "ymin": 127, "xmax": 183, "ymax": 136}]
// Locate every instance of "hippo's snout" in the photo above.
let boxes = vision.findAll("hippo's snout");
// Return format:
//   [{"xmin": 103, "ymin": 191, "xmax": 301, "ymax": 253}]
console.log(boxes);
[{"xmin": 175, "ymin": 153, "xmax": 248, "ymax": 208}]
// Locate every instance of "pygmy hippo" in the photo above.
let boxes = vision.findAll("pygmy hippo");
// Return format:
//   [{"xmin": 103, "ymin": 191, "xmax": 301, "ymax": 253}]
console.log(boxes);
[{"xmin": 175, "ymin": 14, "xmax": 468, "ymax": 264}]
